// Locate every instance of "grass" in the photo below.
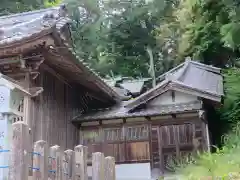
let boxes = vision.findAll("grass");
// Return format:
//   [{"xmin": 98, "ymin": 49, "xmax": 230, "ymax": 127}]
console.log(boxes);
[{"xmin": 176, "ymin": 122, "xmax": 240, "ymax": 179}]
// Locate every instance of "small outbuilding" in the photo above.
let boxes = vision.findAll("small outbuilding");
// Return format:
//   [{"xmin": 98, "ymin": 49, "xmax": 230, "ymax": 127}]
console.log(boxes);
[{"xmin": 73, "ymin": 59, "xmax": 223, "ymax": 178}]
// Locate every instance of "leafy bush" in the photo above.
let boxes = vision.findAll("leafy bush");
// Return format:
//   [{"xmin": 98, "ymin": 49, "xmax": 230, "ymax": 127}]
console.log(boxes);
[
  {"xmin": 176, "ymin": 68, "xmax": 240, "ymax": 179},
  {"xmin": 178, "ymin": 122, "xmax": 240, "ymax": 179}
]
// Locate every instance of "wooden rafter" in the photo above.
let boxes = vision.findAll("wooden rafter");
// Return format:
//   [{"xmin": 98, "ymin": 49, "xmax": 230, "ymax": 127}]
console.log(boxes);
[{"xmin": 41, "ymin": 63, "xmax": 71, "ymax": 87}]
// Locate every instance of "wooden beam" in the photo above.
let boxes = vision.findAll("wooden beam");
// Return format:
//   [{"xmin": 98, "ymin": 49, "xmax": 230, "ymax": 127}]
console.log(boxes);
[
  {"xmin": 0, "ymin": 57, "xmax": 20, "ymax": 65},
  {"xmin": 7, "ymin": 71, "xmax": 39, "ymax": 79},
  {"xmin": 86, "ymin": 92, "xmax": 111, "ymax": 104},
  {"xmin": 41, "ymin": 63, "xmax": 72, "ymax": 87},
  {"xmin": 28, "ymin": 87, "xmax": 44, "ymax": 97}
]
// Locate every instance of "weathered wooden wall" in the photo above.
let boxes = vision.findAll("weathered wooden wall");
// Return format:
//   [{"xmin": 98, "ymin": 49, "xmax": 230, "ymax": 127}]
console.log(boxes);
[
  {"xmin": 79, "ymin": 113, "xmax": 209, "ymax": 173},
  {"xmin": 30, "ymin": 67, "xmax": 83, "ymax": 150}
]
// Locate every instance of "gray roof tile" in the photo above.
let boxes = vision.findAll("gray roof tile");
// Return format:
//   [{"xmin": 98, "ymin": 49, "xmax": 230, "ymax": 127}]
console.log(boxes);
[
  {"xmin": 124, "ymin": 60, "xmax": 223, "ymax": 110},
  {"xmin": 178, "ymin": 62, "xmax": 224, "ymax": 96},
  {"xmin": 0, "ymin": 6, "xmax": 68, "ymax": 46},
  {"xmin": 74, "ymin": 60, "xmax": 223, "ymax": 122},
  {"xmin": 73, "ymin": 100, "xmax": 202, "ymax": 121}
]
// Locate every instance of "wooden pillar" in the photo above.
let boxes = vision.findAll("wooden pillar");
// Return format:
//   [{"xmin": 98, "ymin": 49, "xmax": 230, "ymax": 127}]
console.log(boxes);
[
  {"xmin": 8, "ymin": 122, "xmax": 29, "ymax": 180},
  {"xmin": 23, "ymin": 73, "xmax": 31, "ymax": 126},
  {"xmin": 205, "ymin": 122, "xmax": 211, "ymax": 152},
  {"xmin": 63, "ymin": 150, "xmax": 75, "ymax": 180},
  {"xmin": 49, "ymin": 145, "xmax": 62, "ymax": 180},
  {"xmin": 199, "ymin": 110, "xmax": 210, "ymax": 152},
  {"xmin": 92, "ymin": 152, "xmax": 105, "ymax": 180},
  {"xmin": 105, "ymin": 157, "xmax": 116, "ymax": 180},
  {"xmin": 33, "ymin": 140, "xmax": 48, "ymax": 180},
  {"xmin": 74, "ymin": 145, "xmax": 88, "ymax": 180}
]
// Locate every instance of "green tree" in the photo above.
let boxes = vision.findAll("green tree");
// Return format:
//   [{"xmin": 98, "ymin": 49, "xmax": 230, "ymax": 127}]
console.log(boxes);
[{"xmin": 65, "ymin": 0, "xmax": 176, "ymax": 78}]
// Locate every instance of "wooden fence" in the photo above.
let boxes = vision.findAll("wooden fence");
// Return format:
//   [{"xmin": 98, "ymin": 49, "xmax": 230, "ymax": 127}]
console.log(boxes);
[{"xmin": 4, "ymin": 121, "xmax": 116, "ymax": 180}]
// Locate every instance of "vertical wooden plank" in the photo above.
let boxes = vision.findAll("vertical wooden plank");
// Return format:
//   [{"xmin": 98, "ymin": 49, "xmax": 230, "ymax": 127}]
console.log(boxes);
[
  {"xmin": 74, "ymin": 145, "xmax": 88, "ymax": 180},
  {"xmin": 157, "ymin": 126, "xmax": 163, "ymax": 173},
  {"xmin": 92, "ymin": 152, "xmax": 105, "ymax": 180},
  {"xmin": 62, "ymin": 150, "xmax": 68, "ymax": 180},
  {"xmin": 174, "ymin": 125, "xmax": 180, "ymax": 159},
  {"xmin": 205, "ymin": 123, "xmax": 211, "ymax": 152},
  {"xmin": 105, "ymin": 156, "xmax": 116, "ymax": 180},
  {"xmin": 23, "ymin": 73, "xmax": 31, "ymax": 126},
  {"xmin": 23, "ymin": 73, "xmax": 34, "ymax": 177},
  {"xmin": 8, "ymin": 122, "xmax": 29, "ymax": 180},
  {"xmin": 33, "ymin": 140, "xmax": 48, "ymax": 180},
  {"xmin": 63, "ymin": 150, "xmax": 75, "ymax": 180},
  {"xmin": 49, "ymin": 145, "xmax": 62, "ymax": 180},
  {"xmin": 201, "ymin": 120, "xmax": 209, "ymax": 152}
]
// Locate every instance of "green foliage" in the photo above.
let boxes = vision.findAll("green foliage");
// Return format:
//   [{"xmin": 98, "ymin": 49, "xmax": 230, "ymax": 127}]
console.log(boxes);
[
  {"xmin": 65, "ymin": 0, "xmax": 176, "ymax": 78},
  {"xmin": 172, "ymin": 0, "xmax": 232, "ymax": 66},
  {"xmin": 219, "ymin": 68, "xmax": 240, "ymax": 125},
  {"xmin": 175, "ymin": 67, "xmax": 240, "ymax": 178},
  {"xmin": 178, "ymin": 123, "xmax": 240, "ymax": 179}
]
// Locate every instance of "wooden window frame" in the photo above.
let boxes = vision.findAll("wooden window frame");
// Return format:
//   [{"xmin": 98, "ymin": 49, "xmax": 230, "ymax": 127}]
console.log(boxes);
[{"xmin": 81, "ymin": 123, "xmax": 151, "ymax": 164}]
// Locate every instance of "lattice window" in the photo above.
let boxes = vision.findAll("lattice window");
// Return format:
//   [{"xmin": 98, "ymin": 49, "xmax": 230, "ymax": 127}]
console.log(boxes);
[
  {"xmin": 81, "ymin": 128, "xmax": 102, "ymax": 144},
  {"xmin": 161, "ymin": 125, "xmax": 175, "ymax": 146},
  {"xmin": 103, "ymin": 127, "xmax": 123, "ymax": 142},
  {"xmin": 178, "ymin": 124, "xmax": 193, "ymax": 144},
  {"xmin": 126, "ymin": 125, "xmax": 149, "ymax": 141},
  {"xmin": 81, "ymin": 124, "xmax": 151, "ymax": 163}
]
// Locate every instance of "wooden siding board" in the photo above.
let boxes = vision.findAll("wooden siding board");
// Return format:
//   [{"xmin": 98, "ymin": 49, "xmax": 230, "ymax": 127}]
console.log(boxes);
[
  {"xmin": 79, "ymin": 116, "xmax": 209, "ymax": 174},
  {"xmin": 30, "ymin": 67, "xmax": 83, "ymax": 150}
]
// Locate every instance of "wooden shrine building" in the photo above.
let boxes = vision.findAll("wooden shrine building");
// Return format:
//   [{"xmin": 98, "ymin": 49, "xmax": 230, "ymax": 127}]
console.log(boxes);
[
  {"xmin": 73, "ymin": 60, "xmax": 223, "ymax": 179},
  {"xmin": 0, "ymin": 6, "xmax": 120, "ymax": 150},
  {"xmin": 0, "ymin": 5, "xmax": 223, "ymax": 180}
]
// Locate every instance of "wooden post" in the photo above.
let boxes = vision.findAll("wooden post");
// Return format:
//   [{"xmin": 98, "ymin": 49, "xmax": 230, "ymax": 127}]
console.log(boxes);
[
  {"xmin": 49, "ymin": 145, "xmax": 62, "ymax": 180},
  {"xmin": 32, "ymin": 140, "xmax": 48, "ymax": 180},
  {"xmin": 74, "ymin": 145, "xmax": 88, "ymax": 180},
  {"xmin": 92, "ymin": 152, "xmax": 105, "ymax": 180},
  {"xmin": 8, "ymin": 122, "xmax": 29, "ymax": 180},
  {"xmin": 23, "ymin": 72, "xmax": 31, "ymax": 126},
  {"xmin": 105, "ymin": 157, "xmax": 116, "ymax": 180},
  {"xmin": 63, "ymin": 150, "xmax": 75, "ymax": 180}
]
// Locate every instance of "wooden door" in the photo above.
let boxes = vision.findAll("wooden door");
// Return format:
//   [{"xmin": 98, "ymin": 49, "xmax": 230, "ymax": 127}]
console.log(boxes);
[{"xmin": 150, "ymin": 123, "xmax": 202, "ymax": 173}]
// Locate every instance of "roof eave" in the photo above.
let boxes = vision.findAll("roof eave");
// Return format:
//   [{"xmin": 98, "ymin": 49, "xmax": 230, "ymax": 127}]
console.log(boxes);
[
  {"xmin": 72, "ymin": 109, "xmax": 200, "ymax": 123},
  {"xmin": 171, "ymin": 82, "xmax": 222, "ymax": 103},
  {"xmin": 52, "ymin": 31, "xmax": 121, "ymax": 102}
]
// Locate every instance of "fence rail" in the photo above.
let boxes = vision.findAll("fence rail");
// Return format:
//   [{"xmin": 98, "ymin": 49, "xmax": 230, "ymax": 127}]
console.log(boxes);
[{"xmin": 3, "ymin": 121, "xmax": 116, "ymax": 180}]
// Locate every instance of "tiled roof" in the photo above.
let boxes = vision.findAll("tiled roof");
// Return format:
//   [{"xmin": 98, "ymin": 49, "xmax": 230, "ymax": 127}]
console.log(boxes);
[
  {"xmin": 112, "ymin": 87, "xmax": 132, "ymax": 100},
  {"xmin": 73, "ymin": 60, "xmax": 223, "ymax": 122},
  {"xmin": 120, "ymin": 80, "xmax": 145, "ymax": 94},
  {"xmin": 73, "ymin": 100, "xmax": 202, "ymax": 121},
  {"xmin": 104, "ymin": 78, "xmax": 151, "ymax": 99},
  {"xmin": 124, "ymin": 60, "xmax": 223, "ymax": 110},
  {"xmin": 0, "ymin": 6, "xmax": 121, "ymax": 102},
  {"xmin": 0, "ymin": 5, "xmax": 70, "ymax": 46}
]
